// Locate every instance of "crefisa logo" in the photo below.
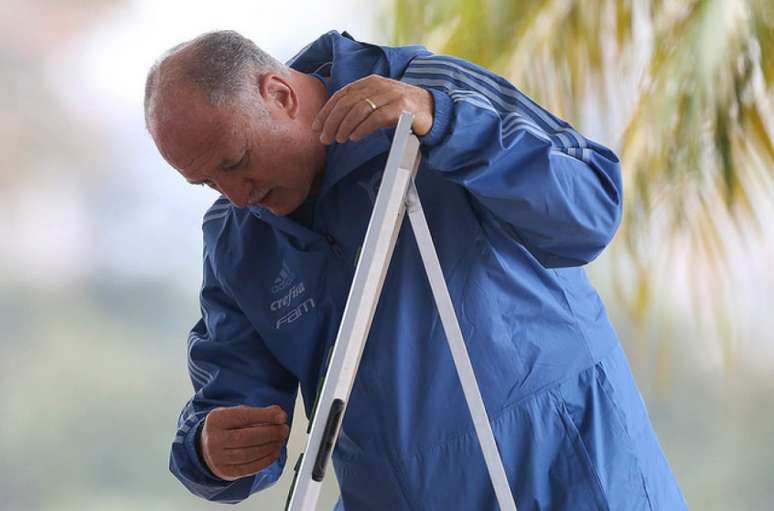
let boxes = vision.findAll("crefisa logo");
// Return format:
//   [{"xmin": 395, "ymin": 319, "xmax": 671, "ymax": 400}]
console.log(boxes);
[{"xmin": 270, "ymin": 261, "xmax": 316, "ymax": 329}]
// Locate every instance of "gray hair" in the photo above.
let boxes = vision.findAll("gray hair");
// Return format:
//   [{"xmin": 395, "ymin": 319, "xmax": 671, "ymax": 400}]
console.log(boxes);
[{"xmin": 144, "ymin": 30, "xmax": 288, "ymax": 127}]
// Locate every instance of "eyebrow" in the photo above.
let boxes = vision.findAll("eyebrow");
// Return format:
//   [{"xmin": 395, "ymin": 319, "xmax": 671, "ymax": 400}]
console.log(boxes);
[{"xmin": 185, "ymin": 150, "xmax": 246, "ymax": 185}]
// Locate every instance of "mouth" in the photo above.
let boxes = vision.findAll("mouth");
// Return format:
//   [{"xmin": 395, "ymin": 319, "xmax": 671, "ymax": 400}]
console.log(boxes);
[{"xmin": 248, "ymin": 187, "xmax": 272, "ymax": 207}]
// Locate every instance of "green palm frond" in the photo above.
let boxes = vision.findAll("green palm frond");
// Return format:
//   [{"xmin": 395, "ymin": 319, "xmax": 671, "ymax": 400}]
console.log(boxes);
[{"xmin": 386, "ymin": 0, "xmax": 774, "ymax": 358}]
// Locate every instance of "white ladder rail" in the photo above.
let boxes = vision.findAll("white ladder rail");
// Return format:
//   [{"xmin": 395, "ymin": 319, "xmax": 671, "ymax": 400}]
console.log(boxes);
[{"xmin": 285, "ymin": 112, "xmax": 518, "ymax": 511}]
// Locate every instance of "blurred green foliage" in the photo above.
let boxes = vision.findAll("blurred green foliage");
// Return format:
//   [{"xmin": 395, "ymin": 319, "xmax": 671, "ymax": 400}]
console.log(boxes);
[{"xmin": 388, "ymin": 0, "xmax": 774, "ymax": 349}]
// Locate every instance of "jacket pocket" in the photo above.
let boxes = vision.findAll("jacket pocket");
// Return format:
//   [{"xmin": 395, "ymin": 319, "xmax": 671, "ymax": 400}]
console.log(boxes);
[
  {"xmin": 554, "ymin": 354, "xmax": 654, "ymax": 511},
  {"xmin": 400, "ymin": 383, "xmax": 616, "ymax": 511}
]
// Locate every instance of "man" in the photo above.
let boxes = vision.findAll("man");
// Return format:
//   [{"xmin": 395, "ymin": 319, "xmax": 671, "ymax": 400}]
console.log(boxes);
[{"xmin": 145, "ymin": 30, "xmax": 687, "ymax": 510}]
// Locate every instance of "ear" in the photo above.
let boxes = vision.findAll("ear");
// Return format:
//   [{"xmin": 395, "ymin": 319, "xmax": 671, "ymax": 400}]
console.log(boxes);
[{"xmin": 258, "ymin": 73, "xmax": 299, "ymax": 119}]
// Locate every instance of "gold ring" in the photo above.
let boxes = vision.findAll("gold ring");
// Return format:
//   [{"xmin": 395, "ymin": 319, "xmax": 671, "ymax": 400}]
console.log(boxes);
[{"xmin": 364, "ymin": 97, "xmax": 378, "ymax": 111}]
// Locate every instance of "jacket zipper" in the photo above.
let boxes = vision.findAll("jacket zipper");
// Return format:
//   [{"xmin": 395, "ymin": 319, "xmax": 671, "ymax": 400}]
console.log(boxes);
[{"xmin": 325, "ymin": 233, "xmax": 344, "ymax": 257}]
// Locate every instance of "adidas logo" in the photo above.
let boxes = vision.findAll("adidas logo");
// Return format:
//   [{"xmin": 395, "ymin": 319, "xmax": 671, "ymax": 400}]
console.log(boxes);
[{"xmin": 272, "ymin": 261, "xmax": 296, "ymax": 294}]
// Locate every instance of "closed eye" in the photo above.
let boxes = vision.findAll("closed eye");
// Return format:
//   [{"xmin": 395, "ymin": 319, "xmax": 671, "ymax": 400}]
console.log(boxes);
[{"xmin": 223, "ymin": 150, "xmax": 249, "ymax": 172}]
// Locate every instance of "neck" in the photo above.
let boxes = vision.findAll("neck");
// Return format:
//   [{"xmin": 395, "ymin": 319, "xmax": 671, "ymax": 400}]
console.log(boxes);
[
  {"xmin": 290, "ymin": 68, "xmax": 329, "ymax": 122},
  {"xmin": 289, "ymin": 68, "xmax": 329, "ymax": 195}
]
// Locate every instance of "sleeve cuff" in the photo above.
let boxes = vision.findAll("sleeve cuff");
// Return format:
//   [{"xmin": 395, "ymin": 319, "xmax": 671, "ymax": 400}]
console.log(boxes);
[{"xmin": 418, "ymin": 88, "xmax": 453, "ymax": 147}]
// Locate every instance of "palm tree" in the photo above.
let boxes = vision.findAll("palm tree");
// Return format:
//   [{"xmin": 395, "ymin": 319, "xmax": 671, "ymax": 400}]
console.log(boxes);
[{"xmin": 386, "ymin": 0, "xmax": 774, "ymax": 370}]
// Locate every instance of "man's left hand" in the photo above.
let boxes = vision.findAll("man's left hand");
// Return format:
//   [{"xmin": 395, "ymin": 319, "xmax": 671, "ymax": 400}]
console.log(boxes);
[{"xmin": 312, "ymin": 74, "xmax": 434, "ymax": 144}]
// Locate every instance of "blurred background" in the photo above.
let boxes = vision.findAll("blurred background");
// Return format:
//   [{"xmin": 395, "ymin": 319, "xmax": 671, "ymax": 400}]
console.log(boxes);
[{"xmin": 1, "ymin": 0, "xmax": 772, "ymax": 509}]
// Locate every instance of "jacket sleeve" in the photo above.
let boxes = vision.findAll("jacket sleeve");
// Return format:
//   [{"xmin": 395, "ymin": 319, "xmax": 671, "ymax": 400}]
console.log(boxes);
[
  {"xmin": 400, "ymin": 53, "xmax": 623, "ymax": 268},
  {"xmin": 169, "ymin": 248, "xmax": 299, "ymax": 504}
]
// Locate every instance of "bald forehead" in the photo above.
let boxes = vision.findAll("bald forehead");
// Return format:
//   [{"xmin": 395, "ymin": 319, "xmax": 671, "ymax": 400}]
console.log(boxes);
[
  {"xmin": 151, "ymin": 96, "xmax": 246, "ymax": 184},
  {"xmin": 147, "ymin": 57, "xmax": 234, "ymax": 167},
  {"xmin": 147, "ymin": 51, "xmax": 261, "ymax": 135},
  {"xmin": 150, "ymin": 84, "xmax": 235, "ymax": 158},
  {"xmin": 147, "ymin": 48, "xmax": 202, "ymax": 121}
]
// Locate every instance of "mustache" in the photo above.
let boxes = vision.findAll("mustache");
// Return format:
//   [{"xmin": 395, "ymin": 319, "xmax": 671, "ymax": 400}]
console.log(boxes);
[{"xmin": 248, "ymin": 186, "xmax": 272, "ymax": 206}]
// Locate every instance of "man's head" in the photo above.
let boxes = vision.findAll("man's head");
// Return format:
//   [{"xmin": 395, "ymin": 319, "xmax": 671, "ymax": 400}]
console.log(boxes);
[{"xmin": 144, "ymin": 30, "xmax": 328, "ymax": 215}]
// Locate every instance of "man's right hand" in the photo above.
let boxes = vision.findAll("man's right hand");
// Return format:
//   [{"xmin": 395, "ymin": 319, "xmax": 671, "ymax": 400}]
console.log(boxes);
[{"xmin": 200, "ymin": 404, "xmax": 290, "ymax": 481}]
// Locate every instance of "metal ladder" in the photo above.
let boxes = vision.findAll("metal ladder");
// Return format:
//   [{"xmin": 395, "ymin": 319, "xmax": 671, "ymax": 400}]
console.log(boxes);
[{"xmin": 285, "ymin": 112, "xmax": 519, "ymax": 511}]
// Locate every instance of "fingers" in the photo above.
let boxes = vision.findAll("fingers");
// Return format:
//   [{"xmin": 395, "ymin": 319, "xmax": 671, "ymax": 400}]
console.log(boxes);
[
  {"xmin": 319, "ymin": 92, "xmax": 372, "ymax": 144},
  {"xmin": 312, "ymin": 74, "xmax": 434, "ymax": 144},
  {"xmin": 208, "ymin": 404, "xmax": 287, "ymax": 430},
  {"xmin": 349, "ymin": 104, "xmax": 395, "ymax": 142},
  {"xmin": 201, "ymin": 405, "xmax": 291, "ymax": 482},
  {"xmin": 214, "ymin": 448, "xmax": 282, "ymax": 481},
  {"xmin": 314, "ymin": 75, "xmax": 390, "ymax": 144},
  {"xmin": 312, "ymin": 75, "xmax": 369, "ymax": 131},
  {"xmin": 334, "ymin": 92, "xmax": 394, "ymax": 144},
  {"xmin": 219, "ymin": 439, "xmax": 286, "ymax": 465},
  {"xmin": 219, "ymin": 423, "xmax": 291, "ymax": 449}
]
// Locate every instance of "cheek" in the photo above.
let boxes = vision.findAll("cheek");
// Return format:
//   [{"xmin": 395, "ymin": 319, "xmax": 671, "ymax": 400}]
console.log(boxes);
[
  {"xmin": 284, "ymin": 186, "xmax": 309, "ymax": 208},
  {"xmin": 264, "ymin": 183, "xmax": 298, "ymax": 209},
  {"xmin": 279, "ymin": 153, "xmax": 314, "ymax": 190},
  {"xmin": 267, "ymin": 191, "xmax": 302, "ymax": 216}
]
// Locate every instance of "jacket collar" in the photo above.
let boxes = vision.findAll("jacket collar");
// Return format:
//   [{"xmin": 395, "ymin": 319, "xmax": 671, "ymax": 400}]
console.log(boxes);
[{"xmin": 289, "ymin": 30, "xmax": 392, "ymax": 196}]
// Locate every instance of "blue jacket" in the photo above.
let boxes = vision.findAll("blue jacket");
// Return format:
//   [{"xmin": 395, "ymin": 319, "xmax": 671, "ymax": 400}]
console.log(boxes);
[{"xmin": 169, "ymin": 31, "xmax": 686, "ymax": 510}]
